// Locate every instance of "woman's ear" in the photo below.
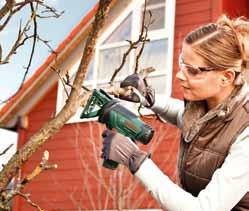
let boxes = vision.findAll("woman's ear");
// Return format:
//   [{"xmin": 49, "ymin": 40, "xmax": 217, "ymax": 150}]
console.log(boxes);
[{"xmin": 220, "ymin": 69, "xmax": 236, "ymax": 87}]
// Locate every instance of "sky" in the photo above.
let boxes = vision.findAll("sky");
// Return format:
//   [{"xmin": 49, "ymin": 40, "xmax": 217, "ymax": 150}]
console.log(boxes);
[
  {"xmin": 0, "ymin": 0, "xmax": 98, "ymax": 101},
  {"xmin": 0, "ymin": 0, "xmax": 98, "ymax": 167}
]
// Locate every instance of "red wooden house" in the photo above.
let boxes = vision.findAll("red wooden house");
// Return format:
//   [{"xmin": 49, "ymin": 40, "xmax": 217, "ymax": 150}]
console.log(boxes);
[{"xmin": 0, "ymin": 0, "xmax": 248, "ymax": 210}]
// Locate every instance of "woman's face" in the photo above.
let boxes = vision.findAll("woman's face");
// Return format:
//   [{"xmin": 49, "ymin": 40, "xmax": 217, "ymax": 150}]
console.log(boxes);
[{"xmin": 176, "ymin": 43, "xmax": 232, "ymax": 108}]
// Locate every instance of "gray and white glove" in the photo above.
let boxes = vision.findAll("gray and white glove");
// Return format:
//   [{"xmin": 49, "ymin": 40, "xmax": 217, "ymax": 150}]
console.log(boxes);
[
  {"xmin": 119, "ymin": 73, "xmax": 155, "ymax": 108},
  {"xmin": 101, "ymin": 129, "xmax": 149, "ymax": 174}
]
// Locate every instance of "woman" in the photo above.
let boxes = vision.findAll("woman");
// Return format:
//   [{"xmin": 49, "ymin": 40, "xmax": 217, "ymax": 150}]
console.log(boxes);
[{"xmin": 101, "ymin": 15, "xmax": 249, "ymax": 210}]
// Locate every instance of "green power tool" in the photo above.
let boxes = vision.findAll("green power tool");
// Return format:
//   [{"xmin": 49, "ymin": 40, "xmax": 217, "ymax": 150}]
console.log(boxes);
[{"xmin": 80, "ymin": 89, "xmax": 154, "ymax": 169}]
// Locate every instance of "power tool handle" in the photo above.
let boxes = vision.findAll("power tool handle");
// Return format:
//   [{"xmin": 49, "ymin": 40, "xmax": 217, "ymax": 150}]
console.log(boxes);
[{"xmin": 102, "ymin": 159, "xmax": 119, "ymax": 169}]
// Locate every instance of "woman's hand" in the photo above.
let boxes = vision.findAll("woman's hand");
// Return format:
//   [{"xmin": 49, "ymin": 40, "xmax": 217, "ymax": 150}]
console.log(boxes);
[
  {"xmin": 119, "ymin": 73, "xmax": 155, "ymax": 108},
  {"xmin": 101, "ymin": 129, "xmax": 149, "ymax": 173}
]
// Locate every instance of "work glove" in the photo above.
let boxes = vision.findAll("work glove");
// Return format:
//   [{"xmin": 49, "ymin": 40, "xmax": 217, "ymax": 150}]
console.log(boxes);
[
  {"xmin": 101, "ymin": 129, "xmax": 149, "ymax": 174},
  {"xmin": 119, "ymin": 73, "xmax": 155, "ymax": 108}
]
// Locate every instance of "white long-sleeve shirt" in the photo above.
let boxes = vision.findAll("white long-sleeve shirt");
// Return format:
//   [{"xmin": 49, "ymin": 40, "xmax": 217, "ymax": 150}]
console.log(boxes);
[{"xmin": 135, "ymin": 96, "xmax": 249, "ymax": 211}]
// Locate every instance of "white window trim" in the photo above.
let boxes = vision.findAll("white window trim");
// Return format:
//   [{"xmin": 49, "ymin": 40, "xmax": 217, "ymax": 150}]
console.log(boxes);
[
  {"xmin": 165, "ymin": 0, "xmax": 176, "ymax": 94},
  {"xmin": 56, "ymin": 0, "xmax": 176, "ymax": 124}
]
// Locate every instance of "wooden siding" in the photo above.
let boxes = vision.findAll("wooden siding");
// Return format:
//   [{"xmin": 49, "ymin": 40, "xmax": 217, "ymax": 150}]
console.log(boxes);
[
  {"xmin": 172, "ymin": 0, "xmax": 213, "ymax": 98},
  {"xmin": 223, "ymin": 0, "xmax": 249, "ymax": 17},
  {"xmin": 13, "ymin": 0, "xmax": 220, "ymax": 210}
]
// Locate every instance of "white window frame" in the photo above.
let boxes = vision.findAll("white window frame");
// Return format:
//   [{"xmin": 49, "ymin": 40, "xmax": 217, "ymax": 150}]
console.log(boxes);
[{"xmin": 56, "ymin": 0, "xmax": 176, "ymax": 124}]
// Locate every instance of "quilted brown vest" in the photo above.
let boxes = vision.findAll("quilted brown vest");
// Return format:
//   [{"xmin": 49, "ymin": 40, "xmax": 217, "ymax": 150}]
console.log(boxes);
[{"xmin": 178, "ymin": 85, "xmax": 249, "ymax": 211}]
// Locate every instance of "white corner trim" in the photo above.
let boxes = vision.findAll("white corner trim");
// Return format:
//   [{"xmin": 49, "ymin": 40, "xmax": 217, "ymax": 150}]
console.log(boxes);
[{"xmin": 165, "ymin": 0, "xmax": 176, "ymax": 96}]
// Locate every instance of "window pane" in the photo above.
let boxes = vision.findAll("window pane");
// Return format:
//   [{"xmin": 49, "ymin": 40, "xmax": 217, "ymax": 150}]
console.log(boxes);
[
  {"xmin": 103, "ymin": 14, "xmax": 132, "ymax": 44},
  {"xmin": 147, "ymin": 0, "xmax": 165, "ymax": 6},
  {"xmin": 98, "ymin": 46, "xmax": 130, "ymax": 82},
  {"xmin": 144, "ymin": 6, "xmax": 165, "ymax": 31},
  {"xmin": 85, "ymin": 59, "xmax": 94, "ymax": 81},
  {"xmin": 139, "ymin": 39, "xmax": 168, "ymax": 73},
  {"xmin": 138, "ymin": 39, "xmax": 168, "ymax": 93},
  {"xmin": 147, "ymin": 75, "xmax": 167, "ymax": 94}
]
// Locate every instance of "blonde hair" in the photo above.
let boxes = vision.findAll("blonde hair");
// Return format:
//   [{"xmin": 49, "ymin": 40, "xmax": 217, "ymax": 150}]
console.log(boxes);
[{"xmin": 184, "ymin": 15, "xmax": 249, "ymax": 74}]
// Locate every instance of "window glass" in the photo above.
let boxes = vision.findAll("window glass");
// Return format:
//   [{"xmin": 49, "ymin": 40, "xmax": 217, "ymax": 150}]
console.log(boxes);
[
  {"xmin": 85, "ymin": 59, "xmax": 94, "ymax": 81},
  {"xmin": 147, "ymin": 75, "xmax": 167, "ymax": 94},
  {"xmin": 144, "ymin": 6, "xmax": 165, "ymax": 31},
  {"xmin": 139, "ymin": 39, "xmax": 168, "ymax": 73},
  {"xmin": 138, "ymin": 39, "xmax": 168, "ymax": 94},
  {"xmin": 103, "ymin": 14, "xmax": 132, "ymax": 44},
  {"xmin": 147, "ymin": 0, "xmax": 165, "ymax": 6},
  {"xmin": 98, "ymin": 46, "xmax": 130, "ymax": 81}
]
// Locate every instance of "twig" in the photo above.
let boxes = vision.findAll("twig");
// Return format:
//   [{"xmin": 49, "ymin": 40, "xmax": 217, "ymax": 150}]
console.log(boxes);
[
  {"xmin": 109, "ymin": 39, "xmax": 142, "ymax": 84},
  {"xmin": 17, "ymin": 2, "xmax": 38, "ymax": 94},
  {"xmin": 16, "ymin": 191, "xmax": 46, "ymax": 211},
  {"xmin": 134, "ymin": 4, "xmax": 153, "ymax": 72},
  {"xmin": 0, "ymin": 150, "xmax": 57, "ymax": 210},
  {"xmin": 51, "ymin": 66, "xmax": 91, "ymax": 102},
  {"xmin": 20, "ymin": 151, "xmax": 57, "ymax": 187},
  {"xmin": 109, "ymin": 0, "xmax": 152, "ymax": 83},
  {"xmin": 0, "ymin": 0, "xmax": 63, "ymax": 105},
  {"xmin": 0, "ymin": 144, "xmax": 13, "ymax": 156},
  {"xmin": 36, "ymin": 2, "xmax": 64, "ymax": 19},
  {"xmin": 0, "ymin": 3, "xmax": 39, "ymax": 105},
  {"xmin": 36, "ymin": 35, "xmax": 57, "ymax": 54},
  {"xmin": 0, "ymin": 1, "xmax": 42, "ymax": 28},
  {"xmin": 51, "ymin": 66, "xmax": 70, "ymax": 98},
  {"xmin": 134, "ymin": 0, "xmax": 154, "ymax": 73},
  {"xmin": 0, "ymin": 19, "xmax": 32, "ymax": 65}
]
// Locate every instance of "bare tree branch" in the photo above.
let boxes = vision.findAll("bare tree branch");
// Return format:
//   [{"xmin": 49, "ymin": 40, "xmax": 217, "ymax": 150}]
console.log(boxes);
[
  {"xmin": 36, "ymin": 2, "xmax": 64, "ymax": 19},
  {"xmin": 109, "ymin": 0, "xmax": 152, "ymax": 83},
  {"xmin": 0, "ymin": 0, "xmax": 61, "ymax": 33},
  {"xmin": 16, "ymin": 2, "xmax": 38, "ymax": 96},
  {"xmin": 0, "ymin": 0, "xmax": 15, "ymax": 20},
  {"xmin": 20, "ymin": 151, "xmax": 57, "ymax": 187},
  {"xmin": 16, "ymin": 191, "xmax": 46, "ymax": 211},
  {"xmin": 109, "ymin": 40, "xmax": 138, "ymax": 84},
  {"xmin": 0, "ymin": 1, "xmax": 63, "ymax": 105},
  {"xmin": 134, "ymin": 0, "xmax": 153, "ymax": 73},
  {"xmin": 51, "ymin": 66, "xmax": 70, "ymax": 98},
  {"xmin": 36, "ymin": 35, "xmax": 56, "ymax": 54},
  {"xmin": 0, "ymin": 1, "xmax": 41, "ymax": 65},
  {"xmin": 0, "ymin": 3, "xmax": 39, "ymax": 105},
  {"xmin": 0, "ymin": 150, "xmax": 56, "ymax": 210}
]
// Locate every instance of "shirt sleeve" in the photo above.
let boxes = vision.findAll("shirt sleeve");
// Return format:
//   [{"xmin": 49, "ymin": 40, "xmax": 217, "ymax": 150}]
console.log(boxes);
[
  {"xmin": 150, "ymin": 95, "xmax": 184, "ymax": 128},
  {"xmin": 134, "ymin": 127, "xmax": 249, "ymax": 211}
]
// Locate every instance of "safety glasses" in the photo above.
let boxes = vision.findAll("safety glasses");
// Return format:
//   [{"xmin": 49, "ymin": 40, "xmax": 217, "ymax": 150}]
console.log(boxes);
[{"xmin": 178, "ymin": 54, "xmax": 219, "ymax": 76}]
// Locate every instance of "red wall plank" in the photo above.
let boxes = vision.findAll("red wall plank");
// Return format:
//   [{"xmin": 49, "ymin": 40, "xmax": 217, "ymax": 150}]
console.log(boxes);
[
  {"xmin": 172, "ymin": 0, "xmax": 213, "ymax": 98},
  {"xmin": 223, "ymin": 0, "xmax": 249, "ymax": 17}
]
